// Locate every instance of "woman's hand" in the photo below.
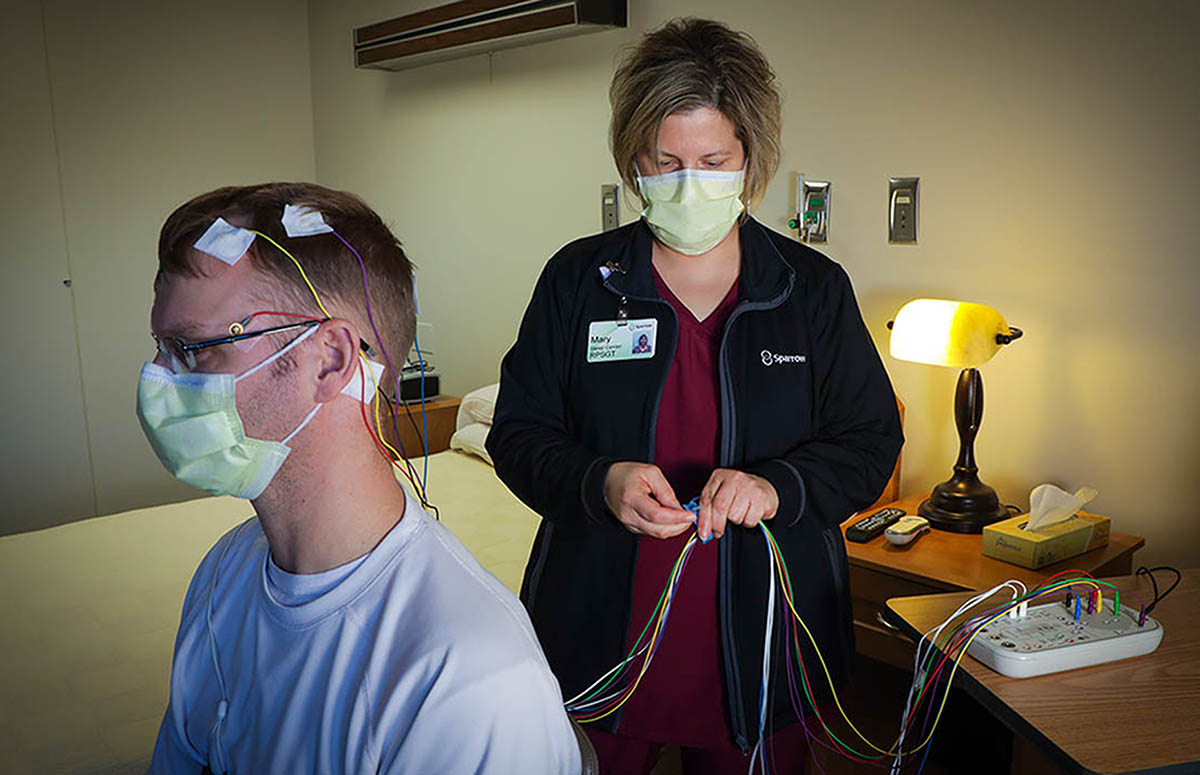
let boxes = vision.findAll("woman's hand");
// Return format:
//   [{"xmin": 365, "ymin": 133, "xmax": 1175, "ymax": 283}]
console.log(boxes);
[
  {"xmin": 697, "ymin": 469, "xmax": 778, "ymax": 542},
  {"xmin": 604, "ymin": 462, "xmax": 696, "ymax": 539}
]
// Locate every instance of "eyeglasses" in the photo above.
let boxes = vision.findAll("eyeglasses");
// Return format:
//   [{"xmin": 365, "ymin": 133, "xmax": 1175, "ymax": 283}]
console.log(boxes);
[{"xmin": 153, "ymin": 319, "xmax": 324, "ymax": 372}]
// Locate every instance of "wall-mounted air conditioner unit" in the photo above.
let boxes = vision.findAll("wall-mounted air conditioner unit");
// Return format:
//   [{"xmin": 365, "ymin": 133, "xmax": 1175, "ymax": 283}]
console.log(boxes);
[{"xmin": 354, "ymin": 0, "xmax": 627, "ymax": 71}]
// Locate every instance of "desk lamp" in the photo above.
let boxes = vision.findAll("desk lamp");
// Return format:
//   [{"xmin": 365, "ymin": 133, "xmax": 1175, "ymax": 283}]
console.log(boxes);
[{"xmin": 888, "ymin": 299, "xmax": 1023, "ymax": 533}]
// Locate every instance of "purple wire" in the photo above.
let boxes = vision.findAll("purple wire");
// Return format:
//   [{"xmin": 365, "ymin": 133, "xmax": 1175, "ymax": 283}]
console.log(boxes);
[
  {"xmin": 574, "ymin": 539, "xmax": 698, "ymax": 712},
  {"xmin": 331, "ymin": 229, "xmax": 425, "ymax": 498}
]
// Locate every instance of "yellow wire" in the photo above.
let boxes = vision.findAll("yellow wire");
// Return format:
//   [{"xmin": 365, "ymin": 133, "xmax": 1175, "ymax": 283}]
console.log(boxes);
[
  {"xmin": 582, "ymin": 535, "xmax": 697, "ymax": 723},
  {"xmin": 243, "ymin": 229, "xmax": 421, "ymax": 495},
  {"xmin": 248, "ymin": 230, "xmax": 332, "ymax": 318},
  {"xmin": 367, "ymin": 353, "xmax": 409, "ymax": 465},
  {"xmin": 766, "ymin": 521, "xmax": 1102, "ymax": 758}
]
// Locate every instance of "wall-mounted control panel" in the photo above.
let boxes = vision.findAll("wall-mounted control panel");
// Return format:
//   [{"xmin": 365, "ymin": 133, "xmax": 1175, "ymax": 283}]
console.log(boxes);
[
  {"xmin": 889, "ymin": 177, "xmax": 919, "ymax": 243},
  {"xmin": 601, "ymin": 184, "xmax": 620, "ymax": 232},
  {"xmin": 791, "ymin": 175, "xmax": 831, "ymax": 243}
]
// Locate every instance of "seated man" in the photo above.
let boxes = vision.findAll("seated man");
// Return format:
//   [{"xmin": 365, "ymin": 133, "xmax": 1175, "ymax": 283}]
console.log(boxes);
[{"xmin": 140, "ymin": 182, "xmax": 580, "ymax": 774}]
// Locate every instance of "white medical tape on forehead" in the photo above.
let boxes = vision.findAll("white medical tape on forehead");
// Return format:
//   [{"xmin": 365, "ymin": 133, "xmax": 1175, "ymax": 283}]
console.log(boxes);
[
  {"xmin": 342, "ymin": 358, "xmax": 386, "ymax": 403},
  {"xmin": 194, "ymin": 217, "xmax": 256, "ymax": 266},
  {"xmin": 281, "ymin": 204, "xmax": 334, "ymax": 238}
]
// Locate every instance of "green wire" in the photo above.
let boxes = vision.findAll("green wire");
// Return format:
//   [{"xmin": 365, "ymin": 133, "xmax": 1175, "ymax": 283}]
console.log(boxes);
[{"xmin": 573, "ymin": 537, "xmax": 695, "ymax": 705}]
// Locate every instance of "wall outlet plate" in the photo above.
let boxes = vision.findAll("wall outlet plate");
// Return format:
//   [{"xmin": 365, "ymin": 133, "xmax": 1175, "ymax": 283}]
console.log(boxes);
[
  {"xmin": 889, "ymin": 177, "xmax": 919, "ymax": 243},
  {"xmin": 601, "ymin": 183, "xmax": 620, "ymax": 231}
]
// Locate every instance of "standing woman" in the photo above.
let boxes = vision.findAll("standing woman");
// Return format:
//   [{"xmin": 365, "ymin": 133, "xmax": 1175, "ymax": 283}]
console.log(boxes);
[{"xmin": 488, "ymin": 18, "xmax": 902, "ymax": 773}]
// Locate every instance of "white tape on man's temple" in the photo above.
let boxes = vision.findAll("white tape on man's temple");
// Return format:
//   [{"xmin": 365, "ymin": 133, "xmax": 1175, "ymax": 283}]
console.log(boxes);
[
  {"xmin": 282, "ymin": 203, "xmax": 334, "ymax": 238},
  {"xmin": 194, "ymin": 217, "xmax": 256, "ymax": 265},
  {"xmin": 343, "ymin": 358, "xmax": 386, "ymax": 403}
]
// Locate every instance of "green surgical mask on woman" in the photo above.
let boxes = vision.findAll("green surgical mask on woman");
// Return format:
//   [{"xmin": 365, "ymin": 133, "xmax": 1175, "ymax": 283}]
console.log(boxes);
[{"xmin": 637, "ymin": 167, "xmax": 746, "ymax": 255}]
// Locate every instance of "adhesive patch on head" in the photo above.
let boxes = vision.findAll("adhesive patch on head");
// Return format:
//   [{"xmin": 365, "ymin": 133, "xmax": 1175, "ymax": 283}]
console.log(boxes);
[
  {"xmin": 343, "ymin": 358, "xmax": 387, "ymax": 403},
  {"xmin": 282, "ymin": 204, "xmax": 334, "ymax": 238},
  {"xmin": 194, "ymin": 218, "xmax": 256, "ymax": 265}
]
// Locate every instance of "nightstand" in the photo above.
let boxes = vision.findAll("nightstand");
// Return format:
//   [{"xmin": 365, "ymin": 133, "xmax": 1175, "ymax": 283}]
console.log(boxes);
[
  {"xmin": 843, "ymin": 493, "xmax": 1145, "ymax": 668},
  {"xmin": 386, "ymin": 395, "xmax": 461, "ymax": 458}
]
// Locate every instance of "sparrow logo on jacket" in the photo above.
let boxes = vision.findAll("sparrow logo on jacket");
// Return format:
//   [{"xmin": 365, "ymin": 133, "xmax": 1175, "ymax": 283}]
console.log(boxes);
[{"xmin": 761, "ymin": 349, "xmax": 807, "ymax": 367}]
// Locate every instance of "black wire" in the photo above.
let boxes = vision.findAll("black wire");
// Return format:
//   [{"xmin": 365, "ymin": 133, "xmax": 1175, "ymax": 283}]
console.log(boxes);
[
  {"xmin": 379, "ymin": 390, "xmax": 440, "ymax": 520},
  {"xmin": 1136, "ymin": 565, "xmax": 1182, "ymax": 614}
]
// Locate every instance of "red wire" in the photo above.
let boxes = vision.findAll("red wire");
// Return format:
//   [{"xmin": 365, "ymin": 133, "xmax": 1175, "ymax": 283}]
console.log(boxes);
[{"xmin": 246, "ymin": 310, "xmax": 325, "ymax": 322}]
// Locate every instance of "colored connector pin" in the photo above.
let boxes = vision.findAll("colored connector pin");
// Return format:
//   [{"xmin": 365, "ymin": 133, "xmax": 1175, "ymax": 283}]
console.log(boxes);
[
  {"xmin": 1138, "ymin": 604, "xmax": 1147, "ymax": 627},
  {"xmin": 683, "ymin": 498, "xmax": 711, "ymax": 543}
]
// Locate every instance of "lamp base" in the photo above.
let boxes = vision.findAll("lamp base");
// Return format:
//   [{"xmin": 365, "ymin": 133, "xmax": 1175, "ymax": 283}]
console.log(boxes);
[{"xmin": 919, "ymin": 476, "xmax": 1011, "ymax": 534}]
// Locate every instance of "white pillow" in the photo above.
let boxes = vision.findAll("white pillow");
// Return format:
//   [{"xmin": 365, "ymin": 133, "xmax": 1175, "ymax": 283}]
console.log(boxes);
[
  {"xmin": 456, "ymin": 383, "xmax": 499, "ymax": 430},
  {"xmin": 450, "ymin": 422, "xmax": 493, "ymax": 465}
]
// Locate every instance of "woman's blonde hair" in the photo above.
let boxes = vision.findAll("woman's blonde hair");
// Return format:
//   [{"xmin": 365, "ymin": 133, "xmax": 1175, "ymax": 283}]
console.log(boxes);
[{"xmin": 610, "ymin": 18, "xmax": 782, "ymax": 211}]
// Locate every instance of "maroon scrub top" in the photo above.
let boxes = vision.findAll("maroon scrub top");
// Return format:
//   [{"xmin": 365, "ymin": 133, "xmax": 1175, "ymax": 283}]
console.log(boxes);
[{"xmin": 616, "ymin": 267, "xmax": 740, "ymax": 748}]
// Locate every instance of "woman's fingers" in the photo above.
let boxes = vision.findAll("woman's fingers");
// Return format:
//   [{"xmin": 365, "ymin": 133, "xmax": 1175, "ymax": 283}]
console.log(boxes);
[
  {"xmin": 606, "ymin": 461, "xmax": 695, "ymax": 538},
  {"xmin": 643, "ymin": 465, "xmax": 684, "ymax": 512},
  {"xmin": 699, "ymin": 469, "xmax": 779, "ymax": 537}
]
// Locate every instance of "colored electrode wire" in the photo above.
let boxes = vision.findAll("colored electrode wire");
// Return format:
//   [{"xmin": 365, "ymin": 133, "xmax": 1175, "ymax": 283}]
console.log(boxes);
[
  {"xmin": 566, "ymin": 534, "xmax": 699, "ymax": 721},
  {"xmin": 329, "ymin": 229, "xmax": 433, "ymax": 506},
  {"xmin": 564, "ymin": 501, "xmax": 1154, "ymax": 775},
  {"xmin": 248, "ymin": 227, "xmax": 435, "ymax": 507}
]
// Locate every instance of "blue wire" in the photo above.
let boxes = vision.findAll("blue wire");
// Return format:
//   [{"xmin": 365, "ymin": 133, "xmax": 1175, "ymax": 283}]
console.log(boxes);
[{"xmin": 413, "ymin": 327, "xmax": 430, "ymax": 495}]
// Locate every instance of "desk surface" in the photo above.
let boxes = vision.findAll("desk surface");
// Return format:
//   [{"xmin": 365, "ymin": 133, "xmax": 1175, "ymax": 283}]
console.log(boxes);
[
  {"xmin": 844, "ymin": 494, "xmax": 1145, "ymax": 592},
  {"xmin": 885, "ymin": 569, "xmax": 1200, "ymax": 774}
]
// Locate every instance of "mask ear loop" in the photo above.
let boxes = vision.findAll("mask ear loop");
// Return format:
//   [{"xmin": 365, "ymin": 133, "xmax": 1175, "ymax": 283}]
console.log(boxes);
[
  {"xmin": 281, "ymin": 404, "xmax": 322, "ymax": 446},
  {"xmin": 234, "ymin": 324, "xmax": 319, "ymax": 384}
]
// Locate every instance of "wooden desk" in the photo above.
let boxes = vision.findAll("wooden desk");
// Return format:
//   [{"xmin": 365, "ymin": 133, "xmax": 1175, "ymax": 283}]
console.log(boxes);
[
  {"xmin": 386, "ymin": 395, "xmax": 461, "ymax": 458},
  {"xmin": 844, "ymin": 494, "xmax": 1145, "ymax": 668},
  {"xmin": 884, "ymin": 570, "xmax": 1200, "ymax": 774}
]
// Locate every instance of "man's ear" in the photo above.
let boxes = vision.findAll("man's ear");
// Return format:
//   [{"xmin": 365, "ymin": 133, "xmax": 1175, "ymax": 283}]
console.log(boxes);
[{"xmin": 312, "ymin": 319, "xmax": 360, "ymax": 404}]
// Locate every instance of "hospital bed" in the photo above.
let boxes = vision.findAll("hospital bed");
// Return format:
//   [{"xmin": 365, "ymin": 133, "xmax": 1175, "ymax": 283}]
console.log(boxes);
[{"xmin": 0, "ymin": 448, "xmax": 540, "ymax": 775}]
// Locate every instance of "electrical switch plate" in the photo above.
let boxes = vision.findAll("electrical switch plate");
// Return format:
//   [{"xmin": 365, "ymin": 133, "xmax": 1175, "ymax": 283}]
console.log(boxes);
[
  {"xmin": 889, "ymin": 177, "xmax": 919, "ymax": 243},
  {"xmin": 601, "ymin": 184, "xmax": 620, "ymax": 231},
  {"xmin": 793, "ymin": 177, "xmax": 830, "ymax": 243}
]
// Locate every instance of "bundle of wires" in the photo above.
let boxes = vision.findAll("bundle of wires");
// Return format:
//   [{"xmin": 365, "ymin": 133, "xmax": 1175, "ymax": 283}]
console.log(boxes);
[
  {"xmin": 248, "ymin": 226, "xmax": 437, "ymax": 514},
  {"xmin": 565, "ymin": 533, "xmax": 700, "ymax": 722},
  {"xmin": 565, "ymin": 505, "xmax": 1156, "ymax": 775},
  {"xmin": 760, "ymin": 537, "xmax": 1151, "ymax": 775}
]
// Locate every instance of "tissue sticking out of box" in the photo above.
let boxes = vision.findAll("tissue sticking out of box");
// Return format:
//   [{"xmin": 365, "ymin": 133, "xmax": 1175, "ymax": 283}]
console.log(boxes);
[{"xmin": 1023, "ymin": 484, "xmax": 1098, "ymax": 532}]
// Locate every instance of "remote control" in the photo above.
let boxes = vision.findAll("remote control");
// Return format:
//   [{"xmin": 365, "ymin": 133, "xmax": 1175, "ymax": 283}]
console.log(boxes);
[
  {"xmin": 885, "ymin": 516, "xmax": 930, "ymax": 546},
  {"xmin": 845, "ymin": 507, "xmax": 906, "ymax": 543}
]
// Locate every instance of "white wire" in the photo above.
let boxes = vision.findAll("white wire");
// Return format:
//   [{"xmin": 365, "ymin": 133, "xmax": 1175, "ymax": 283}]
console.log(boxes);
[
  {"xmin": 565, "ymin": 537, "xmax": 698, "ymax": 712},
  {"xmin": 890, "ymin": 580, "xmax": 1027, "ymax": 773},
  {"xmin": 564, "ymin": 641, "xmax": 652, "ymax": 710},
  {"xmin": 748, "ymin": 527, "xmax": 777, "ymax": 775}
]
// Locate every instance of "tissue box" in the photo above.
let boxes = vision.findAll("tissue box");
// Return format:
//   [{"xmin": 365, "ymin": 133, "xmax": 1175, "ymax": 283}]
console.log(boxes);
[{"xmin": 981, "ymin": 510, "xmax": 1110, "ymax": 569}]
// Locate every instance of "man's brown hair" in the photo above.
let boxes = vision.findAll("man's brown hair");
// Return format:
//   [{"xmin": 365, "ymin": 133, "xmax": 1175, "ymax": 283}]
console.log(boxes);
[{"xmin": 158, "ymin": 182, "xmax": 415, "ymax": 389}]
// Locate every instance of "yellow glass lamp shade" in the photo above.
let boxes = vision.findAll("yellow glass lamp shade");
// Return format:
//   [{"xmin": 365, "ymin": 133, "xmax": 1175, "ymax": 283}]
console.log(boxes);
[
  {"xmin": 889, "ymin": 299, "xmax": 1014, "ymax": 369},
  {"xmin": 887, "ymin": 298, "xmax": 1023, "ymax": 533}
]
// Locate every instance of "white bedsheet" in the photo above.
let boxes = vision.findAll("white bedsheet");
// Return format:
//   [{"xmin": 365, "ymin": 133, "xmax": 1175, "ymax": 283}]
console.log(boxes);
[{"xmin": 0, "ymin": 450, "xmax": 541, "ymax": 775}]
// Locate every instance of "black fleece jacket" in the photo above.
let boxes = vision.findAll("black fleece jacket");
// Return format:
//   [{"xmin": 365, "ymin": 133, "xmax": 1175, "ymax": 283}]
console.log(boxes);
[{"xmin": 487, "ymin": 217, "xmax": 902, "ymax": 750}]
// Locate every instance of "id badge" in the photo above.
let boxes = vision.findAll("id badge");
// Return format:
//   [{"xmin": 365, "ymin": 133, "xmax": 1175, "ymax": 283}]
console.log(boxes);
[{"xmin": 587, "ymin": 318, "xmax": 657, "ymax": 363}]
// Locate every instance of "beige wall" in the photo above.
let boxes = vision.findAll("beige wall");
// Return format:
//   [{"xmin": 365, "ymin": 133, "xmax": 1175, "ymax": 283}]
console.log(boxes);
[
  {"xmin": 309, "ymin": 0, "xmax": 1199, "ymax": 566},
  {"xmin": 0, "ymin": 0, "xmax": 316, "ymax": 533}
]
